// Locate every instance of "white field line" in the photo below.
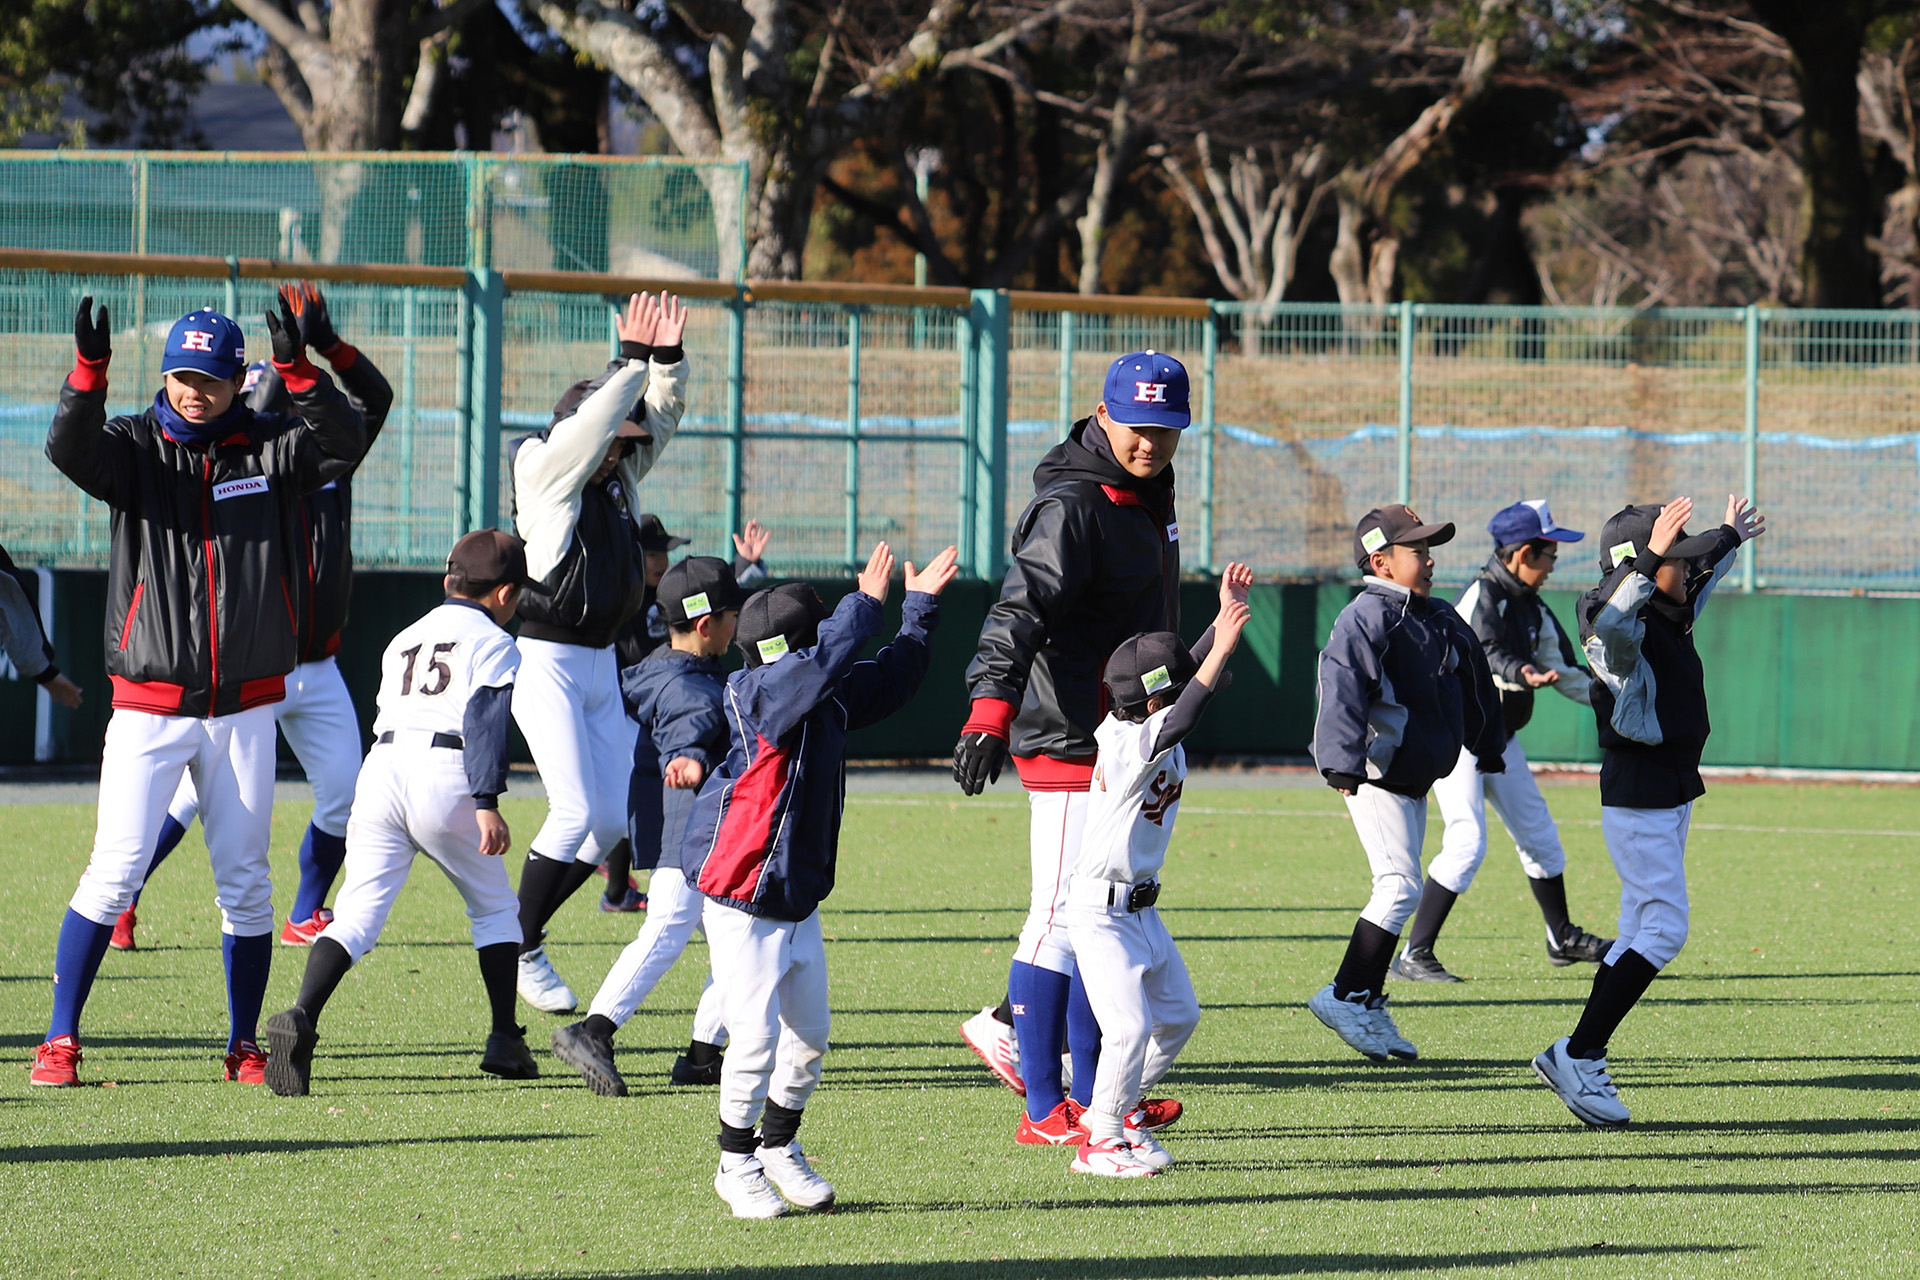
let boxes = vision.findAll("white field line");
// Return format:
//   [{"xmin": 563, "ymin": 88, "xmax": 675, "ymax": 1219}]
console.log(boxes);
[{"xmin": 846, "ymin": 795, "xmax": 1920, "ymax": 839}]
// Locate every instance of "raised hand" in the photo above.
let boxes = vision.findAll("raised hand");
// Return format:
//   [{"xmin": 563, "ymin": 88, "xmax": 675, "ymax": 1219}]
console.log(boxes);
[
  {"xmin": 283, "ymin": 281, "xmax": 339, "ymax": 353},
  {"xmin": 655, "ymin": 293, "xmax": 688, "ymax": 347},
  {"xmin": 1215, "ymin": 597, "xmax": 1252, "ymax": 642},
  {"xmin": 1725, "ymin": 493, "xmax": 1767, "ymax": 542},
  {"xmin": 904, "ymin": 545, "xmax": 959, "ymax": 596},
  {"xmin": 477, "ymin": 809, "xmax": 511, "ymax": 857},
  {"xmin": 74, "ymin": 296, "xmax": 111, "ymax": 363},
  {"xmin": 265, "ymin": 293, "xmax": 305, "ymax": 365},
  {"xmin": 664, "ymin": 757, "xmax": 707, "ymax": 789},
  {"xmin": 1647, "ymin": 497, "xmax": 1693, "ymax": 557},
  {"xmin": 1218, "ymin": 562, "xmax": 1252, "ymax": 611},
  {"xmin": 856, "ymin": 540, "xmax": 895, "ymax": 605},
  {"xmin": 733, "ymin": 519, "xmax": 771, "ymax": 563},
  {"xmin": 616, "ymin": 292, "xmax": 660, "ymax": 350}
]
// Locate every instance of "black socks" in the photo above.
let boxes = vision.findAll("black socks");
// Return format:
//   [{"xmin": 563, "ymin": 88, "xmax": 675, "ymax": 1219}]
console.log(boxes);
[
  {"xmin": 294, "ymin": 937, "xmax": 354, "ymax": 1024},
  {"xmin": 685, "ymin": 1038, "xmax": 723, "ymax": 1066},
  {"xmin": 992, "ymin": 995, "xmax": 1014, "ymax": 1026},
  {"xmin": 1403, "ymin": 883, "xmax": 1458, "ymax": 955},
  {"xmin": 1333, "ymin": 918, "xmax": 1400, "ymax": 999},
  {"xmin": 1567, "ymin": 949, "xmax": 1661, "ymax": 1059},
  {"xmin": 761, "ymin": 1102, "xmax": 803, "ymax": 1149},
  {"xmin": 584, "ymin": 1014, "xmax": 618, "ymax": 1041},
  {"xmin": 719, "ymin": 1123, "xmax": 759, "ymax": 1155},
  {"xmin": 601, "ymin": 839, "xmax": 632, "ymax": 904},
  {"xmin": 476, "ymin": 942, "xmax": 520, "ymax": 1036},
  {"xmin": 1529, "ymin": 873, "xmax": 1572, "ymax": 941},
  {"xmin": 515, "ymin": 852, "xmax": 601, "ymax": 954}
]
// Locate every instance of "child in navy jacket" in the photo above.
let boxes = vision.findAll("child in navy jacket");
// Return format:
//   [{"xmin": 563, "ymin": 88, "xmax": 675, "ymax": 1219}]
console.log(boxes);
[{"xmin": 684, "ymin": 541, "xmax": 958, "ymax": 1219}]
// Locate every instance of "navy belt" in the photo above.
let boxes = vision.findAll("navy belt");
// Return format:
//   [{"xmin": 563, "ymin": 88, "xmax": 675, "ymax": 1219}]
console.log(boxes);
[{"xmin": 377, "ymin": 730, "xmax": 464, "ymax": 749}]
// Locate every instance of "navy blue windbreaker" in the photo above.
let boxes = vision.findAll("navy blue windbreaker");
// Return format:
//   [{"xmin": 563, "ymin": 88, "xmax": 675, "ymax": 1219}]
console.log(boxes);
[{"xmin": 621, "ymin": 647, "xmax": 730, "ymax": 873}]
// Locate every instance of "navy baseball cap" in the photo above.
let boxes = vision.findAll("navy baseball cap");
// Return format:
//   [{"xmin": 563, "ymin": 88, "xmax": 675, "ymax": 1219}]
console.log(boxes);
[
  {"xmin": 161, "ymin": 309, "xmax": 247, "ymax": 380},
  {"xmin": 1105, "ymin": 631, "xmax": 1199, "ymax": 713},
  {"xmin": 659, "ymin": 556, "xmax": 743, "ymax": 625},
  {"xmin": 638, "ymin": 513, "xmax": 691, "ymax": 553},
  {"xmin": 1102, "ymin": 351, "xmax": 1191, "ymax": 429},
  {"xmin": 1489, "ymin": 499, "xmax": 1584, "ymax": 547},
  {"xmin": 1595, "ymin": 504, "xmax": 1726, "ymax": 574}
]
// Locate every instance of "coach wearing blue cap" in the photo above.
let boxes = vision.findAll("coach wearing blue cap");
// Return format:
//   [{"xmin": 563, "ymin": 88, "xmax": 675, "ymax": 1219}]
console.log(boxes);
[
  {"xmin": 953, "ymin": 350, "xmax": 1190, "ymax": 1141},
  {"xmin": 1400, "ymin": 499, "xmax": 1614, "ymax": 984}
]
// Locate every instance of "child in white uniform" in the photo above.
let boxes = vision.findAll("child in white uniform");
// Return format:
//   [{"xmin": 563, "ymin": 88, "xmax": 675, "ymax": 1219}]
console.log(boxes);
[{"xmin": 1065, "ymin": 565, "xmax": 1251, "ymax": 1178}]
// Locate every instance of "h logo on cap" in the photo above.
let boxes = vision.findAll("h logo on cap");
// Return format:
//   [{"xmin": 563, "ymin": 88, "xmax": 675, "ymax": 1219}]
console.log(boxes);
[
  {"xmin": 1134, "ymin": 381, "xmax": 1168, "ymax": 404},
  {"xmin": 180, "ymin": 330, "xmax": 215, "ymax": 353}
]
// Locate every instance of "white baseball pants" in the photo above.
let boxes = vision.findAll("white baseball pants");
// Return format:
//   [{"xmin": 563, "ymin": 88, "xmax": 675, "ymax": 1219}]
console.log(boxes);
[
  {"xmin": 72, "ymin": 706, "xmax": 277, "ymax": 934},
  {"xmin": 512, "ymin": 638, "xmax": 635, "ymax": 866},
  {"xmin": 1012, "ymin": 790, "xmax": 1088, "ymax": 975},
  {"xmin": 703, "ymin": 902, "xmax": 829, "ymax": 1131},
  {"xmin": 164, "ymin": 656, "xmax": 364, "ymax": 837},
  {"xmin": 1065, "ymin": 883, "xmax": 1200, "ymax": 1133},
  {"xmin": 1347, "ymin": 786, "xmax": 1428, "ymax": 935},
  {"xmin": 1600, "ymin": 804, "xmax": 1692, "ymax": 970},
  {"xmin": 317, "ymin": 741, "xmax": 522, "ymax": 961},
  {"xmin": 587, "ymin": 866, "xmax": 727, "ymax": 1043},
  {"xmin": 1428, "ymin": 739, "xmax": 1567, "ymax": 893}
]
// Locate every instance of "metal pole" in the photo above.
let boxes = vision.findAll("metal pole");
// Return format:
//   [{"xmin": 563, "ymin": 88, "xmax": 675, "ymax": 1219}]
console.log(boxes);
[
  {"xmin": 845, "ymin": 307, "xmax": 862, "ymax": 572},
  {"xmin": 1742, "ymin": 303, "xmax": 1761, "ymax": 593},
  {"xmin": 223, "ymin": 256, "xmax": 239, "ymax": 319},
  {"xmin": 957, "ymin": 304, "xmax": 977, "ymax": 575},
  {"xmin": 465, "ymin": 269, "xmax": 505, "ymax": 532},
  {"xmin": 133, "ymin": 152, "xmax": 149, "ymax": 334},
  {"xmin": 725, "ymin": 290, "xmax": 747, "ymax": 541},
  {"xmin": 1396, "ymin": 299, "xmax": 1415, "ymax": 505},
  {"xmin": 400, "ymin": 285, "xmax": 417, "ymax": 560},
  {"xmin": 970, "ymin": 288, "xmax": 1011, "ymax": 581},
  {"xmin": 1199, "ymin": 306, "xmax": 1218, "ymax": 572},
  {"xmin": 1057, "ymin": 310, "xmax": 1076, "ymax": 437},
  {"xmin": 454, "ymin": 284, "xmax": 473, "ymax": 534}
]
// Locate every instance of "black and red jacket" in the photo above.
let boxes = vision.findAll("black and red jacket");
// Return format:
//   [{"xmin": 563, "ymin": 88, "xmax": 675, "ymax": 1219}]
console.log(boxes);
[
  {"xmin": 249, "ymin": 345, "xmax": 393, "ymax": 663},
  {"xmin": 46, "ymin": 361, "xmax": 367, "ymax": 718},
  {"xmin": 962, "ymin": 418, "xmax": 1179, "ymax": 790}
]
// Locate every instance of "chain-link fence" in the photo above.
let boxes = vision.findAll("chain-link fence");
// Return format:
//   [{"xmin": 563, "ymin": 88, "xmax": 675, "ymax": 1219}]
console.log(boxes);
[{"xmin": 2, "ymin": 246, "xmax": 1917, "ymax": 590}]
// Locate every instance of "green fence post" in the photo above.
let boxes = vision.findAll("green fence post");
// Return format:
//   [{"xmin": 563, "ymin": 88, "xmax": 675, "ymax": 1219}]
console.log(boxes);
[
  {"xmin": 725, "ymin": 290, "xmax": 747, "ymax": 541},
  {"xmin": 1396, "ymin": 299, "xmax": 1415, "ymax": 505},
  {"xmin": 1056, "ymin": 310, "xmax": 1076, "ymax": 437},
  {"xmin": 400, "ymin": 286, "xmax": 417, "ymax": 561},
  {"xmin": 133, "ymin": 152, "xmax": 149, "ymax": 333},
  {"xmin": 1742, "ymin": 304, "xmax": 1761, "ymax": 593},
  {"xmin": 465, "ymin": 153, "xmax": 488, "ymax": 271},
  {"xmin": 957, "ymin": 302, "xmax": 978, "ymax": 574},
  {"xmin": 845, "ymin": 306, "xmax": 862, "ymax": 573},
  {"xmin": 453, "ymin": 283, "xmax": 472, "ymax": 533},
  {"xmin": 463, "ymin": 269, "xmax": 505, "ymax": 532},
  {"xmin": 222, "ymin": 256, "xmax": 239, "ymax": 318},
  {"xmin": 1199, "ymin": 306, "xmax": 1218, "ymax": 573},
  {"xmin": 969, "ymin": 288, "xmax": 1010, "ymax": 581}
]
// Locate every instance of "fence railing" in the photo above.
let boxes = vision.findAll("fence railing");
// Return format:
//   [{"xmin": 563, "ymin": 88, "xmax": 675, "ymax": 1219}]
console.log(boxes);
[{"xmin": 2, "ymin": 245, "xmax": 1918, "ymax": 589}]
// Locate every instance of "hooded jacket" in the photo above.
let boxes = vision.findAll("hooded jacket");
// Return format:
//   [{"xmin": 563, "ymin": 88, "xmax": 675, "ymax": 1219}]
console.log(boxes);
[
  {"xmin": 684, "ymin": 589, "xmax": 939, "ymax": 921},
  {"xmin": 963, "ymin": 418, "xmax": 1179, "ymax": 787},
  {"xmin": 510, "ymin": 350, "xmax": 685, "ymax": 649},
  {"xmin": 46, "ymin": 359, "xmax": 367, "ymax": 718},
  {"xmin": 620, "ymin": 646, "xmax": 730, "ymax": 873},
  {"xmin": 1577, "ymin": 528, "xmax": 1741, "ymax": 808},
  {"xmin": 1454, "ymin": 555, "xmax": 1591, "ymax": 738},
  {"xmin": 1313, "ymin": 578, "xmax": 1505, "ymax": 796}
]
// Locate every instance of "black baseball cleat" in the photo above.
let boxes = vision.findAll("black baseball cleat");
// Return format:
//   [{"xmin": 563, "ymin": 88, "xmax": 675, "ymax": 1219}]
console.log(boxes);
[
  {"xmin": 481, "ymin": 1027, "xmax": 540, "ymax": 1080},
  {"xmin": 1391, "ymin": 947, "xmax": 1463, "ymax": 983},
  {"xmin": 551, "ymin": 1020, "xmax": 627, "ymax": 1097},
  {"xmin": 1547, "ymin": 925, "xmax": 1614, "ymax": 966},
  {"xmin": 671, "ymin": 1044, "xmax": 725, "ymax": 1086},
  {"xmin": 263, "ymin": 1006, "xmax": 317, "ymax": 1097}
]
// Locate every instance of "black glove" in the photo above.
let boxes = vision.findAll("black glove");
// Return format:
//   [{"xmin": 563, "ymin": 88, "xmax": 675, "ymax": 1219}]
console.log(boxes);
[
  {"xmin": 265, "ymin": 294, "xmax": 305, "ymax": 365},
  {"xmin": 1324, "ymin": 769, "xmax": 1366, "ymax": 794},
  {"xmin": 74, "ymin": 296, "xmax": 111, "ymax": 362},
  {"xmin": 284, "ymin": 281, "xmax": 340, "ymax": 354},
  {"xmin": 953, "ymin": 732, "xmax": 1008, "ymax": 796}
]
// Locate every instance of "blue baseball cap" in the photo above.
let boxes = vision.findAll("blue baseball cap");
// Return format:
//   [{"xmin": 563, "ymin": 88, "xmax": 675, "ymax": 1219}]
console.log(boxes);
[
  {"xmin": 161, "ymin": 309, "xmax": 247, "ymax": 381},
  {"xmin": 1488, "ymin": 499, "xmax": 1584, "ymax": 546},
  {"xmin": 1102, "ymin": 350, "xmax": 1190, "ymax": 429}
]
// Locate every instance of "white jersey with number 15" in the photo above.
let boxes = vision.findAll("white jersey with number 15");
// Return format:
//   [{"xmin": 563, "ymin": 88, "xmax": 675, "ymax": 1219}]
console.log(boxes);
[{"xmin": 370, "ymin": 600, "xmax": 520, "ymax": 740}]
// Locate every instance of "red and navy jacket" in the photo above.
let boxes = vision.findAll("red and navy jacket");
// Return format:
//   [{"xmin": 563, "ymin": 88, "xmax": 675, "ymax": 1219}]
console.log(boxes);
[
  {"xmin": 683, "ymin": 589, "xmax": 940, "ymax": 922},
  {"xmin": 46, "ymin": 360, "xmax": 366, "ymax": 718}
]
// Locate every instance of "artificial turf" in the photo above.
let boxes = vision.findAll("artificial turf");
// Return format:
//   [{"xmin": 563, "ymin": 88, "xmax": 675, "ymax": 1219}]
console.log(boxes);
[{"xmin": 2, "ymin": 775, "xmax": 1917, "ymax": 1278}]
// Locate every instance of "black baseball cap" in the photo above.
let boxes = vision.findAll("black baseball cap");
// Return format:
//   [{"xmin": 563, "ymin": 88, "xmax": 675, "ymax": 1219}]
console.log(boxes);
[
  {"xmin": 1595, "ymin": 504, "xmax": 1726, "ymax": 574},
  {"xmin": 658, "ymin": 556, "xmax": 743, "ymax": 625},
  {"xmin": 736, "ymin": 582, "xmax": 830, "ymax": 669},
  {"xmin": 1105, "ymin": 631, "xmax": 1199, "ymax": 713},
  {"xmin": 638, "ymin": 514, "xmax": 691, "ymax": 553},
  {"xmin": 446, "ymin": 529, "xmax": 538, "ymax": 591},
  {"xmin": 1353, "ymin": 504, "xmax": 1455, "ymax": 572},
  {"xmin": 549, "ymin": 377, "xmax": 655, "ymax": 441}
]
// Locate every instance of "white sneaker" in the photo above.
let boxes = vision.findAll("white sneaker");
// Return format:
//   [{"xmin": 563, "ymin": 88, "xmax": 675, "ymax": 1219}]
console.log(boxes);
[
  {"xmin": 960, "ymin": 1006, "xmax": 1025, "ymax": 1096},
  {"xmin": 1122, "ymin": 1125, "xmax": 1173, "ymax": 1170},
  {"xmin": 516, "ymin": 945, "xmax": 577, "ymax": 1014},
  {"xmin": 1069, "ymin": 1136, "xmax": 1159, "ymax": 1178},
  {"xmin": 1533, "ymin": 1037, "xmax": 1631, "ymax": 1128},
  {"xmin": 714, "ymin": 1153, "xmax": 789, "ymax": 1218},
  {"xmin": 757, "ymin": 1139, "xmax": 836, "ymax": 1210},
  {"xmin": 1307, "ymin": 984, "xmax": 1388, "ymax": 1061},
  {"xmin": 1366, "ymin": 993, "xmax": 1418, "ymax": 1060}
]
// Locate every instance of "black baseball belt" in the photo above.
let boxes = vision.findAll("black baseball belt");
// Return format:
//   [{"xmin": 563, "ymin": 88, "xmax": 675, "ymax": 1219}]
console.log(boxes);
[{"xmin": 376, "ymin": 730, "xmax": 464, "ymax": 749}]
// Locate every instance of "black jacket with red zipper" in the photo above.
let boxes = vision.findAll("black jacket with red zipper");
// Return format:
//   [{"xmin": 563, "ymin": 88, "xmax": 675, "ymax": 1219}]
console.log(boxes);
[
  {"xmin": 46, "ymin": 357, "xmax": 367, "ymax": 719},
  {"xmin": 962, "ymin": 417, "xmax": 1179, "ymax": 788},
  {"xmin": 248, "ymin": 344, "xmax": 393, "ymax": 663}
]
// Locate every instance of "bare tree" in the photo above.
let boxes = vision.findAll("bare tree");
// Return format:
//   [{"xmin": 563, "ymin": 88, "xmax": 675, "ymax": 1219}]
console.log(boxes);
[{"xmin": 1159, "ymin": 134, "xmax": 1328, "ymax": 303}]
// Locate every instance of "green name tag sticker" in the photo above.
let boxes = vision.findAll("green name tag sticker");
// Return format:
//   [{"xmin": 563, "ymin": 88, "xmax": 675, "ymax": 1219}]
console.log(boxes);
[
  {"xmin": 1360, "ymin": 527, "xmax": 1388, "ymax": 553},
  {"xmin": 1141, "ymin": 664, "xmax": 1172, "ymax": 695},
  {"xmin": 757, "ymin": 635, "xmax": 790, "ymax": 664},
  {"xmin": 1610, "ymin": 540, "xmax": 1636, "ymax": 567},
  {"xmin": 681, "ymin": 592, "xmax": 712, "ymax": 619}
]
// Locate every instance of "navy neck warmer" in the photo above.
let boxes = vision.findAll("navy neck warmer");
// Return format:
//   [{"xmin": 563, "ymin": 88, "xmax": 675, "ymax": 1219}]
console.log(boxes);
[{"xmin": 152, "ymin": 389, "xmax": 251, "ymax": 450}]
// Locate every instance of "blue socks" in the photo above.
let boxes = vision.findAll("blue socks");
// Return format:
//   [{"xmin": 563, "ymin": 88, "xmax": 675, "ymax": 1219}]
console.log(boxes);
[
  {"xmin": 1066, "ymin": 965, "xmax": 1101, "ymax": 1108},
  {"xmin": 222, "ymin": 931, "xmax": 273, "ymax": 1052},
  {"xmin": 1009, "ymin": 960, "xmax": 1070, "ymax": 1122},
  {"xmin": 132, "ymin": 812, "xmax": 191, "ymax": 907},
  {"xmin": 290, "ymin": 823, "xmax": 347, "ymax": 922},
  {"xmin": 47, "ymin": 909, "xmax": 115, "ymax": 1041}
]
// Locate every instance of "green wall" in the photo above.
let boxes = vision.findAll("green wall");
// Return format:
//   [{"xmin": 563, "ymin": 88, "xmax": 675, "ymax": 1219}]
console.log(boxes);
[{"xmin": 5, "ymin": 572, "xmax": 1917, "ymax": 772}]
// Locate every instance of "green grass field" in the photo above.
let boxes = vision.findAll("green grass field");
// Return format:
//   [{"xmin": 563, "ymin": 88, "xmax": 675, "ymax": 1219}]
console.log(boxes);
[{"xmin": 4, "ymin": 776, "xmax": 1918, "ymax": 1279}]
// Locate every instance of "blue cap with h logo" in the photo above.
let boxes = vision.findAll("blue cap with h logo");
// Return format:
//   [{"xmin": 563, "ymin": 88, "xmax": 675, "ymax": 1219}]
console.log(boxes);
[{"xmin": 1102, "ymin": 350, "xmax": 1190, "ymax": 429}]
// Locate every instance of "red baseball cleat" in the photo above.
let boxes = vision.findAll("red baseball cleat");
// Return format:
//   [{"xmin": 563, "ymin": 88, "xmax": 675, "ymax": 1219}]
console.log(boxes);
[
  {"xmin": 1015, "ymin": 1099, "xmax": 1087, "ymax": 1146},
  {"xmin": 224, "ymin": 1039, "xmax": 267, "ymax": 1084},
  {"xmin": 31, "ymin": 1035, "xmax": 82, "ymax": 1087},
  {"xmin": 280, "ymin": 908, "xmax": 335, "ymax": 947},
  {"xmin": 1127, "ymin": 1098, "xmax": 1183, "ymax": 1132},
  {"xmin": 110, "ymin": 907, "xmax": 138, "ymax": 951}
]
